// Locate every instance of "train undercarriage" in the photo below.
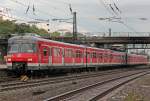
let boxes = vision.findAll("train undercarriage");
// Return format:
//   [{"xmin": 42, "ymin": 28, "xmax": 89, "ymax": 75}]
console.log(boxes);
[{"xmin": 7, "ymin": 62, "xmax": 146, "ymax": 78}]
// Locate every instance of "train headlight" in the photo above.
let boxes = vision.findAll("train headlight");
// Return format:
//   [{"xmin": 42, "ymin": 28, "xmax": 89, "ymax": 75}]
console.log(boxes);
[
  {"xmin": 7, "ymin": 58, "xmax": 11, "ymax": 62},
  {"xmin": 28, "ymin": 58, "xmax": 32, "ymax": 62}
]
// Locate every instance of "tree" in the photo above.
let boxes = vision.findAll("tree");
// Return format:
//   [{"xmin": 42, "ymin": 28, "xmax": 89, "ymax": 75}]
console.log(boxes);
[
  {"xmin": 0, "ymin": 19, "xmax": 48, "ymax": 37},
  {"xmin": 50, "ymin": 32, "xmax": 61, "ymax": 37},
  {"xmin": 0, "ymin": 19, "xmax": 16, "ymax": 37},
  {"xmin": 64, "ymin": 32, "xmax": 73, "ymax": 37}
]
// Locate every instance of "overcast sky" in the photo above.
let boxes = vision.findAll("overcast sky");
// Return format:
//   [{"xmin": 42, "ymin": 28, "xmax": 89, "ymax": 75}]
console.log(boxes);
[{"xmin": 1, "ymin": 0, "xmax": 150, "ymax": 34}]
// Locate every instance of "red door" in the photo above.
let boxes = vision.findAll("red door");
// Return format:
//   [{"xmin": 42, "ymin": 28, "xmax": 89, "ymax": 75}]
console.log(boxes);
[
  {"xmin": 40, "ymin": 45, "xmax": 49, "ymax": 65},
  {"xmin": 52, "ymin": 47, "xmax": 62, "ymax": 65}
]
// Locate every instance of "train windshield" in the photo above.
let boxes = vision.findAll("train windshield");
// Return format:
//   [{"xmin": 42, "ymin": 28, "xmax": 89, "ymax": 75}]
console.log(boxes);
[{"xmin": 8, "ymin": 43, "xmax": 36, "ymax": 53}]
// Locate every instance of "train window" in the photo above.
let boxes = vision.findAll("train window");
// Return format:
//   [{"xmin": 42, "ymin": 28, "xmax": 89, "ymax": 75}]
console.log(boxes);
[
  {"xmin": 99, "ymin": 53, "xmax": 102, "ymax": 58},
  {"xmin": 80, "ymin": 51, "xmax": 83, "ymax": 58},
  {"xmin": 8, "ymin": 44, "xmax": 19, "ymax": 53},
  {"xmin": 86, "ymin": 52, "xmax": 90, "ymax": 58},
  {"xmin": 104, "ymin": 54, "xmax": 108, "ymax": 58},
  {"xmin": 53, "ymin": 48, "xmax": 61, "ymax": 57},
  {"xmin": 110, "ymin": 54, "xmax": 113, "ymax": 58},
  {"xmin": 43, "ymin": 48, "xmax": 48, "ymax": 56},
  {"xmin": 75, "ymin": 50, "xmax": 79, "ymax": 58},
  {"xmin": 65, "ymin": 49, "xmax": 73, "ymax": 57},
  {"xmin": 75, "ymin": 50, "xmax": 82, "ymax": 58},
  {"xmin": 108, "ymin": 54, "xmax": 111, "ymax": 58},
  {"xmin": 8, "ymin": 43, "xmax": 36, "ymax": 53},
  {"xmin": 21, "ymin": 43, "xmax": 36, "ymax": 53},
  {"xmin": 92, "ymin": 52, "xmax": 96, "ymax": 58}
]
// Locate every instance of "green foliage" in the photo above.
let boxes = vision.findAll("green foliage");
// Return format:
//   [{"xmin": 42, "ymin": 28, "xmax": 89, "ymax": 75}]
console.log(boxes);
[
  {"xmin": 64, "ymin": 32, "xmax": 73, "ymax": 37},
  {"xmin": 64, "ymin": 32, "xmax": 85, "ymax": 37},
  {"xmin": 0, "ymin": 19, "xmax": 48, "ymax": 37},
  {"xmin": 0, "ymin": 19, "xmax": 16, "ymax": 36},
  {"xmin": 51, "ymin": 31, "xmax": 61, "ymax": 37}
]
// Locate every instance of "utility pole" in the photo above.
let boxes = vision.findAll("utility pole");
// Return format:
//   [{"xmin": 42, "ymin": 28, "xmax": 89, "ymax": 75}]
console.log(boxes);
[
  {"xmin": 52, "ymin": 11, "xmax": 77, "ymax": 43},
  {"xmin": 73, "ymin": 12, "xmax": 77, "ymax": 43},
  {"xmin": 109, "ymin": 28, "xmax": 111, "ymax": 37}
]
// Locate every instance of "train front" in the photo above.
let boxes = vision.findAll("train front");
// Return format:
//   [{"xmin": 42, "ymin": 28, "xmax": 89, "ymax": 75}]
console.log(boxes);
[{"xmin": 6, "ymin": 36, "xmax": 38, "ymax": 75}]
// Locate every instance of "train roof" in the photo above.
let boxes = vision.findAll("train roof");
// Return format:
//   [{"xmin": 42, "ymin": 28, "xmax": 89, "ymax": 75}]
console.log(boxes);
[
  {"xmin": 8, "ymin": 36, "xmax": 148, "ymax": 57},
  {"xmin": 8, "ymin": 36, "xmax": 106, "ymax": 50}
]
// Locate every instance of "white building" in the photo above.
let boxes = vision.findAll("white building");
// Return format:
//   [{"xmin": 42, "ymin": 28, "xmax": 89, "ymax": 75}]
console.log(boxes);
[
  {"xmin": 0, "ymin": 7, "xmax": 14, "ymax": 21},
  {"xmin": 56, "ymin": 29, "xmax": 71, "ymax": 36}
]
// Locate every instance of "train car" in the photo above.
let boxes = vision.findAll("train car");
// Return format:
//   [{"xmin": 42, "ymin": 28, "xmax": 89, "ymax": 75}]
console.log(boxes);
[
  {"xmin": 127, "ymin": 54, "xmax": 148, "ymax": 65},
  {"xmin": 5, "ymin": 35, "xmax": 148, "ymax": 75}
]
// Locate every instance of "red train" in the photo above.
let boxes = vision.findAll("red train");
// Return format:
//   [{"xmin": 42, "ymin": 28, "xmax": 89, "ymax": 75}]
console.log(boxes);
[{"xmin": 6, "ymin": 36, "xmax": 148, "ymax": 75}]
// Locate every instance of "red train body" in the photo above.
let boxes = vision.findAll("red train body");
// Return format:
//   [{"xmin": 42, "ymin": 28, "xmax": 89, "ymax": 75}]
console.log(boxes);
[{"xmin": 6, "ymin": 36, "xmax": 148, "ymax": 73}]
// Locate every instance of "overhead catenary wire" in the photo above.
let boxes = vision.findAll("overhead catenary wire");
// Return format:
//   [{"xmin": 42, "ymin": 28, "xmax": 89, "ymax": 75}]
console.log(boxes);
[
  {"xmin": 109, "ymin": 4, "xmax": 118, "ymax": 15},
  {"xmin": 113, "ymin": 3, "xmax": 121, "ymax": 13},
  {"xmin": 110, "ymin": 0, "xmax": 137, "ymax": 33},
  {"xmin": 101, "ymin": 0, "xmax": 122, "ymax": 16},
  {"xmin": 111, "ymin": 0, "xmax": 122, "ymax": 14},
  {"xmin": 98, "ymin": 0, "xmax": 116, "ymax": 16},
  {"xmin": 120, "ymin": 22, "xmax": 137, "ymax": 33},
  {"xmin": 7, "ymin": 0, "xmax": 141, "ymax": 33},
  {"xmin": 0, "ymin": 4, "xmax": 46, "ymax": 23},
  {"xmin": 97, "ymin": 0, "xmax": 117, "ymax": 32},
  {"xmin": 25, "ymin": 0, "xmax": 36, "ymax": 15},
  {"xmin": 34, "ymin": 0, "xmax": 68, "ymax": 13},
  {"xmin": 69, "ymin": 4, "xmax": 73, "ymax": 14},
  {"xmin": 98, "ymin": 0, "xmax": 138, "ymax": 33},
  {"xmin": 9, "ymin": 0, "xmax": 111, "ymax": 33},
  {"xmin": 9, "ymin": 0, "xmax": 60, "ymax": 19}
]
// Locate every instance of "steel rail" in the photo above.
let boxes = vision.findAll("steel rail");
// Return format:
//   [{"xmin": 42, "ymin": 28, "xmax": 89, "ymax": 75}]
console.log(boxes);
[
  {"xmin": 0, "ymin": 69, "xmax": 133, "ymax": 92},
  {"xmin": 44, "ymin": 70, "xmax": 149, "ymax": 101},
  {"xmin": 89, "ymin": 72, "xmax": 149, "ymax": 101}
]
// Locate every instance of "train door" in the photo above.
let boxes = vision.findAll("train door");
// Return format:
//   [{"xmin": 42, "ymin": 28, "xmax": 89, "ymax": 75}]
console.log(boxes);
[
  {"xmin": 62, "ymin": 48, "xmax": 65, "ymax": 66},
  {"xmin": 91, "ymin": 50, "xmax": 97, "ymax": 65},
  {"xmin": 52, "ymin": 47, "xmax": 62, "ymax": 65},
  {"xmin": 64, "ymin": 48, "xmax": 73, "ymax": 66},
  {"xmin": 87, "ymin": 51, "xmax": 91, "ymax": 65},
  {"xmin": 48, "ymin": 47, "xmax": 52, "ymax": 66},
  {"xmin": 98, "ymin": 52, "xmax": 102, "ymax": 64},
  {"xmin": 40, "ymin": 45, "xmax": 49, "ymax": 66},
  {"xmin": 74, "ymin": 49, "xmax": 82, "ymax": 65}
]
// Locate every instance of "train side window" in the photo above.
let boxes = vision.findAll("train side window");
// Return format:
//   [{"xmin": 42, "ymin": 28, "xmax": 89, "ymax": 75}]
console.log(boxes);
[
  {"xmin": 92, "ymin": 52, "xmax": 96, "ymax": 58},
  {"xmin": 75, "ymin": 50, "xmax": 79, "ymax": 58},
  {"xmin": 65, "ymin": 49, "xmax": 73, "ymax": 57},
  {"xmin": 75, "ymin": 50, "xmax": 81, "ymax": 58},
  {"xmin": 99, "ymin": 53, "xmax": 102, "ymax": 58},
  {"xmin": 43, "ymin": 48, "xmax": 48, "ymax": 56},
  {"xmin": 53, "ymin": 48, "xmax": 61, "ymax": 57},
  {"xmin": 86, "ymin": 52, "xmax": 90, "ymax": 58}
]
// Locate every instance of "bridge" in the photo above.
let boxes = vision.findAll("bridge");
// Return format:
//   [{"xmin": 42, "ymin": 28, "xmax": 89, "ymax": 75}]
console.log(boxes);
[
  {"xmin": 80, "ymin": 37, "xmax": 150, "ymax": 44},
  {"xmin": 48, "ymin": 36, "xmax": 150, "ymax": 44},
  {"xmin": 47, "ymin": 37, "xmax": 150, "ymax": 49},
  {"xmin": 2, "ymin": 36, "xmax": 150, "ymax": 47}
]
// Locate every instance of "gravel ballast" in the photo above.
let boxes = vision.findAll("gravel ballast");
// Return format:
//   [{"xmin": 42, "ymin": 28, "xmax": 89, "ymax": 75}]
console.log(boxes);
[{"xmin": 107, "ymin": 74, "xmax": 150, "ymax": 101}]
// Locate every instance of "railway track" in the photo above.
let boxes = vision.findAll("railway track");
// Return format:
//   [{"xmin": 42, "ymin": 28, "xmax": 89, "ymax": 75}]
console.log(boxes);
[
  {"xmin": 0, "ymin": 68, "xmax": 136, "ymax": 92},
  {"xmin": 0, "ymin": 76, "xmax": 17, "ymax": 83},
  {"xmin": 44, "ymin": 70, "xmax": 150, "ymax": 101}
]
